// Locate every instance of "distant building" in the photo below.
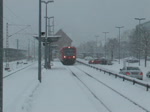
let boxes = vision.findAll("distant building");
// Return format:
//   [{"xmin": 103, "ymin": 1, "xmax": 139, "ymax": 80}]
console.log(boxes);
[
  {"xmin": 141, "ymin": 21, "xmax": 150, "ymax": 29},
  {"xmin": 3, "ymin": 48, "xmax": 27, "ymax": 61},
  {"xmin": 51, "ymin": 29, "xmax": 73, "ymax": 58},
  {"xmin": 52, "ymin": 29, "xmax": 72, "ymax": 50}
]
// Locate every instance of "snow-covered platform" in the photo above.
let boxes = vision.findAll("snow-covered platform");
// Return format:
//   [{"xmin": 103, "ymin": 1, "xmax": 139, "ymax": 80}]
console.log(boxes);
[{"xmin": 30, "ymin": 62, "xmax": 98, "ymax": 112}]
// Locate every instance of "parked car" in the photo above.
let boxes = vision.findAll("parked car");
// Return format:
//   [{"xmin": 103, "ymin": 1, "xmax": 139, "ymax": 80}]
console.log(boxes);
[
  {"xmin": 147, "ymin": 56, "xmax": 150, "ymax": 61},
  {"xmin": 125, "ymin": 57, "xmax": 139, "ymax": 63},
  {"xmin": 119, "ymin": 66, "xmax": 143, "ymax": 80},
  {"xmin": 84, "ymin": 56, "xmax": 93, "ymax": 61},
  {"xmin": 146, "ymin": 71, "xmax": 150, "ymax": 78},
  {"xmin": 101, "ymin": 59, "xmax": 107, "ymax": 65},
  {"xmin": 107, "ymin": 60, "xmax": 113, "ymax": 65},
  {"xmin": 88, "ymin": 59, "xmax": 101, "ymax": 64}
]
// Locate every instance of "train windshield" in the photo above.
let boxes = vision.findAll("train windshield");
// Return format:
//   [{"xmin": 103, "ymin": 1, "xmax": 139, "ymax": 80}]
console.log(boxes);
[{"xmin": 64, "ymin": 48, "xmax": 75, "ymax": 56}]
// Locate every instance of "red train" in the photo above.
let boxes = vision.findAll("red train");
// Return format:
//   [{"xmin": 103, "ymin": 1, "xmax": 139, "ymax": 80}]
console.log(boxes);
[{"xmin": 60, "ymin": 46, "xmax": 76, "ymax": 65}]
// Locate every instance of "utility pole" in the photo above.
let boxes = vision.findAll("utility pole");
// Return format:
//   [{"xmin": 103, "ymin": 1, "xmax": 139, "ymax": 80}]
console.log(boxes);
[
  {"xmin": 38, "ymin": 0, "xmax": 42, "ymax": 82},
  {"xmin": 48, "ymin": 16, "xmax": 54, "ymax": 36},
  {"xmin": 48, "ymin": 16, "xmax": 54, "ymax": 65},
  {"xmin": 5, "ymin": 23, "xmax": 10, "ymax": 70},
  {"xmin": 16, "ymin": 39, "xmax": 19, "ymax": 60},
  {"xmin": 0, "ymin": 0, "xmax": 3, "ymax": 111},
  {"xmin": 95, "ymin": 35, "xmax": 99, "ymax": 58},
  {"xmin": 135, "ymin": 18, "xmax": 145, "ymax": 66},
  {"xmin": 42, "ymin": 0, "xmax": 54, "ymax": 69},
  {"xmin": 33, "ymin": 39, "xmax": 35, "ymax": 60},
  {"xmin": 103, "ymin": 32, "xmax": 109, "ymax": 58},
  {"xmin": 28, "ymin": 39, "xmax": 30, "ymax": 60},
  {"xmin": 116, "ymin": 26, "xmax": 124, "ymax": 64}
]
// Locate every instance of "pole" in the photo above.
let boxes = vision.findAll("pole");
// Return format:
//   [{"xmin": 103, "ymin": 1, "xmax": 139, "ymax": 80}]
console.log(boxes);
[
  {"xmin": 44, "ymin": 3, "xmax": 48, "ymax": 69},
  {"xmin": 52, "ymin": 17, "xmax": 54, "ymax": 35},
  {"xmin": 38, "ymin": 0, "xmax": 42, "ymax": 82},
  {"xmin": 42, "ymin": 1, "xmax": 54, "ymax": 68},
  {"xmin": 16, "ymin": 39, "xmax": 19, "ymax": 60},
  {"xmin": 116, "ymin": 26, "xmax": 124, "ymax": 64},
  {"xmin": 0, "ymin": 0, "xmax": 3, "ymax": 111},
  {"xmin": 95, "ymin": 35, "xmax": 98, "ymax": 58},
  {"xmin": 135, "ymin": 18, "xmax": 145, "ymax": 66},
  {"xmin": 103, "ymin": 32, "xmax": 109, "ymax": 58},
  {"xmin": 47, "ymin": 16, "xmax": 54, "ymax": 67},
  {"xmin": 48, "ymin": 17, "xmax": 51, "ymax": 36},
  {"xmin": 48, "ymin": 16, "xmax": 54, "ymax": 36},
  {"xmin": 28, "ymin": 39, "xmax": 30, "ymax": 60},
  {"xmin": 5, "ymin": 23, "xmax": 9, "ymax": 69},
  {"xmin": 34, "ymin": 39, "xmax": 35, "ymax": 60}
]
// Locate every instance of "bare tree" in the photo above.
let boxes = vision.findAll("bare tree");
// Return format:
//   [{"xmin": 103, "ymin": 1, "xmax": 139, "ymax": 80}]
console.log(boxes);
[
  {"xmin": 106, "ymin": 38, "xmax": 118, "ymax": 60},
  {"xmin": 130, "ymin": 26, "xmax": 150, "ymax": 67},
  {"xmin": 140, "ymin": 27, "xmax": 150, "ymax": 67}
]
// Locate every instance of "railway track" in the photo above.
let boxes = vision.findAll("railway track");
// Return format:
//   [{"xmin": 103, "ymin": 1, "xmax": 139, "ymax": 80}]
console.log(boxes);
[
  {"xmin": 66, "ymin": 65, "xmax": 150, "ymax": 112},
  {"xmin": 3, "ymin": 62, "xmax": 36, "ymax": 79}
]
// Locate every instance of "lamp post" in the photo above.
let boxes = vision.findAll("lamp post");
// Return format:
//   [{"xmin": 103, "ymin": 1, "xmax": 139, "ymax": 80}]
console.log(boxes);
[
  {"xmin": 135, "ymin": 18, "xmax": 145, "ymax": 66},
  {"xmin": 48, "ymin": 16, "xmax": 54, "ymax": 36},
  {"xmin": 47, "ymin": 16, "xmax": 54, "ymax": 65},
  {"xmin": 95, "ymin": 35, "xmax": 99, "ymax": 58},
  {"xmin": 42, "ymin": 0, "xmax": 54, "ymax": 69},
  {"xmin": 103, "ymin": 32, "xmax": 109, "ymax": 58},
  {"xmin": 0, "ymin": 0, "xmax": 3, "ymax": 111},
  {"xmin": 116, "ymin": 26, "xmax": 124, "ymax": 64},
  {"xmin": 38, "ymin": 0, "xmax": 42, "ymax": 82}
]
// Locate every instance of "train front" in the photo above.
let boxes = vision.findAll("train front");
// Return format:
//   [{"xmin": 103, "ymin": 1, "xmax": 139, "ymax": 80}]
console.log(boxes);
[{"xmin": 61, "ymin": 46, "xmax": 76, "ymax": 65}]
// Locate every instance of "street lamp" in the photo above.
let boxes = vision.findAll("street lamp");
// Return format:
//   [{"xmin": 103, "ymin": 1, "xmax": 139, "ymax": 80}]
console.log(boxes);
[
  {"xmin": 103, "ymin": 32, "xmax": 109, "ymax": 58},
  {"xmin": 42, "ymin": 0, "xmax": 54, "ymax": 69},
  {"xmin": 47, "ymin": 16, "xmax": 54, "ymax": 65},
  {"xmin": 116, "ymin": 26, "xmax": 124, "ymax": 64},
  {"xmin": 134, "ymin": 18, "xmax": 146, "ymax": 66},
  {"xmin": 95, "ymin": 35, "xmax": 99, "ymax": 58},
  {"xmin": 48, "ymin": 16, "xmax": 54, "ymax": 36},
  {"xmin": 38, "ymin": 0, "xmax": 42, "ymax": 82},
  {"xmin": 0, "ymin": 0, "xmax": 3, "ymax": 111}
]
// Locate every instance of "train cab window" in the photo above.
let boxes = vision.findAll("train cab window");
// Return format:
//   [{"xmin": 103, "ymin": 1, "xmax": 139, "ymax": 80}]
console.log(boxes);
[{"xmin": 64, "ymin": 48, "xmax": 75, "ymax": 56}]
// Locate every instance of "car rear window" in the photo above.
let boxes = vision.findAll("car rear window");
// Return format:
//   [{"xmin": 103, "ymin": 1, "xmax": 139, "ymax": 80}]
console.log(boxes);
[{"xmin": 127, "ymin": 67, "xmax": 140, "ymax": 70}]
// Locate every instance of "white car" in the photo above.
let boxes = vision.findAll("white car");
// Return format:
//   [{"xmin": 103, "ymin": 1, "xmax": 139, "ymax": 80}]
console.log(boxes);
[
  {"xmin": 84, "ymin": 56, "xmax": 93, "ymax": 61},
  {"xmin": 125, "ymin": 57, "xmax": 139, "ymax": 63},
  {"xmin": 119, "ymin": 66, "xmax": 143, "ymax": 80}
]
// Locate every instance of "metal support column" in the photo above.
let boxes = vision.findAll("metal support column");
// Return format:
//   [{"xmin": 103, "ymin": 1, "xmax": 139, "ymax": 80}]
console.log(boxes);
[
  {"xmin": 0, "ymin": 0, "xmax": 3, "ymax": 111},
  {"xmin": 38, "ymin": 0, "xmax": 42, "ymax": 82}
]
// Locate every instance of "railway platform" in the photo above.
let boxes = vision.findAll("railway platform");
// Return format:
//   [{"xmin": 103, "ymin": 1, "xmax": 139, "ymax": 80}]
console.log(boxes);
[{"xmin": 30, "ymin": 61, "xmax": 98, "ymax": 112}]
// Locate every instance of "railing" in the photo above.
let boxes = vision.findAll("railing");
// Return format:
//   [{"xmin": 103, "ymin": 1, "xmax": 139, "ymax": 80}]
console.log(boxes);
[{"xmin": 77, "ymin": 60, "xmax": 150, "ymax": 91}]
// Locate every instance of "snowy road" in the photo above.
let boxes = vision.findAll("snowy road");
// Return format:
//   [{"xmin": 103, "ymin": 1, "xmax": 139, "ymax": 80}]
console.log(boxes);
[{"xmin": 4, "ymin": 60, "xmax": 150, "ymax": 112}]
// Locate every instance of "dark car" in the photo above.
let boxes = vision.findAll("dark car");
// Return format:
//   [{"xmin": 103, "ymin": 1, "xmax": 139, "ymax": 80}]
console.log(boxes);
[
  {"xmin": 101, "ymin": 59, "xmax": 107, "ymax": 65},
  {"xmin": 146, "ymin": 71, "xmax": 150, "ymax": 78},
  {"xmin": 88, "ymin": 59, "xmax": 101, "ymax": 64},
  {"xmin": 119, "ymin": 66, "xmax": 143, "ymax": 80},
  {"xmin": 126, "ymin": 57, "xmax": 139, "ymax": 63}
]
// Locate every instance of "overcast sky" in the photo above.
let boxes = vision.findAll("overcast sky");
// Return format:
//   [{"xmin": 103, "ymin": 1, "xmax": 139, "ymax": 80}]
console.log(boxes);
[{"xmin": 3, "ymin": 0, "xmax": 150, "ymax": 47}]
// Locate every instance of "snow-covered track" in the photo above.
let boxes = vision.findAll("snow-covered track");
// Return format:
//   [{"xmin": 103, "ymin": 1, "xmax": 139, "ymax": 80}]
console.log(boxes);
[
  {"xmin": 77, "ymin": 60, "xmax": 150, "ymax": 91},
  {"xmin": 66, "ymin": 66, "xmax": 112, "ymax": 112},
  {"xmin": 67, "ymin": 66, "xmax": 150, "ymax": 112},
  {"xmin": 3, "ymin": 63, "xmax": 34, "ymax": 79}
]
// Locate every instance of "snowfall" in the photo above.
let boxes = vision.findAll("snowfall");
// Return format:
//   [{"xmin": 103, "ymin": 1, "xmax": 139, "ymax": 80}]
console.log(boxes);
[{"xmin": 3, "ymin": 58, "xmax": 150, "ymax": 112}]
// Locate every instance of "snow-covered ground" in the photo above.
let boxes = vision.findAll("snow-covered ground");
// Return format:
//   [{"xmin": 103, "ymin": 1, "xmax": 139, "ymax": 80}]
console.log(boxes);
[
  {"xmin": 3, "ymin": 59, "xmax": 150, "ymax": 112},
  {"xmin": 78, "ymin": 58, "xmax": 150, "ymax": 82}
]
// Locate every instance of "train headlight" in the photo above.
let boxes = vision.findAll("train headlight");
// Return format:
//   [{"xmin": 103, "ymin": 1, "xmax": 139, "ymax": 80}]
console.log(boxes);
[
  {"xmin": 73, "ymin": 56, "xmax": 76, "ymax": 58},
  {"xmin": 64, "ymin": 56, "xmax": 66, "ymax": 58}
]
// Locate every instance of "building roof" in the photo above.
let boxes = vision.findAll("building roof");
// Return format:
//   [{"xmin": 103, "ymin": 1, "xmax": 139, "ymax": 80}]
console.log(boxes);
[
  {"xmin": 55, "ymin": 29, "xmax": 72, "ymax": 42},
  {"xmin": 140, "ymin": 21, "xmax": 150, "ymax": 30},
  {"xmin": 53, "ymin": 29, "xmax": 73, "ymax": 49}
]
